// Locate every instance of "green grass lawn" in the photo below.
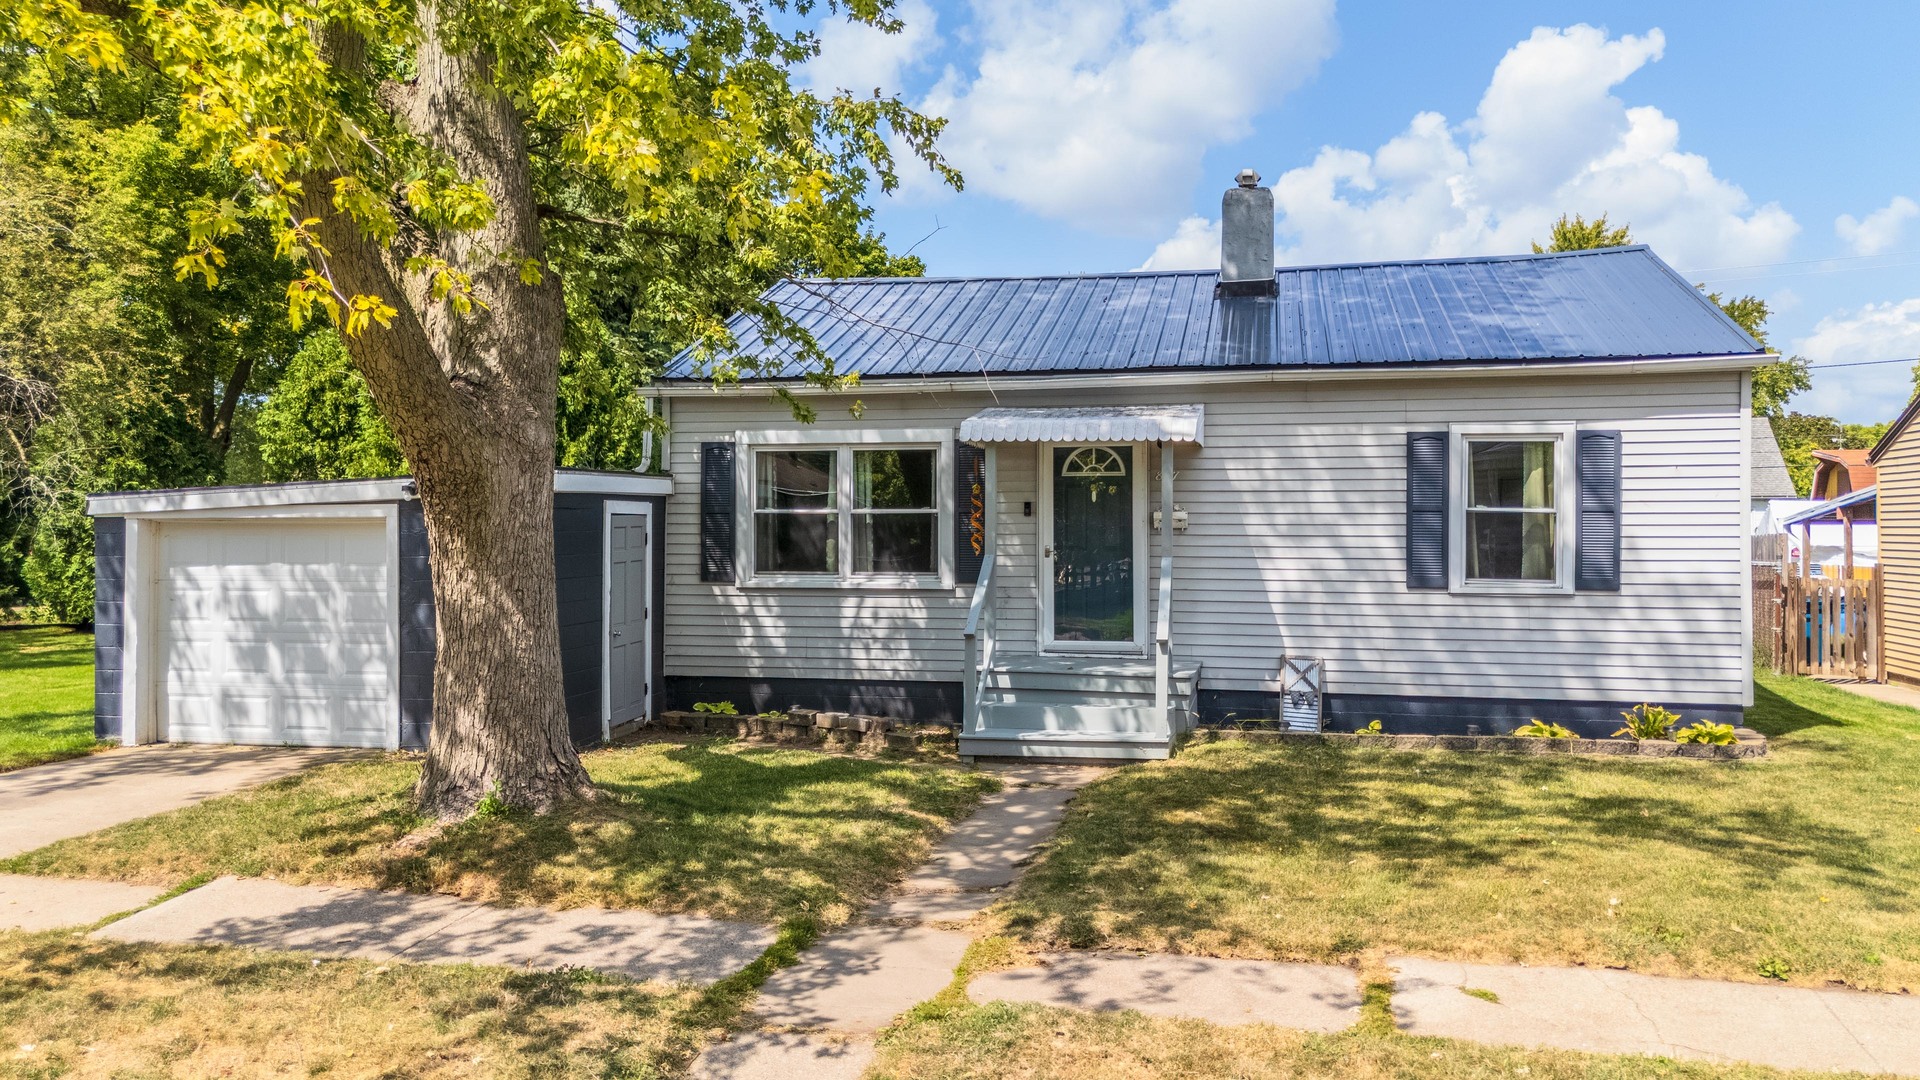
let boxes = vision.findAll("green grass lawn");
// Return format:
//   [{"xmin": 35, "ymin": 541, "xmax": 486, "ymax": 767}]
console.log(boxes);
[
  {"xmin": 998, "ymin": 671, "xmax": 1920, "ymax": 992},
  {"xmin": 0, "ymin": 626, "xmax": 101, "ymax": 771},
  {"xmin": 1, "ymin": 739, "xmax": 997, "ymax": 927},
  {"xmin": 0, "ymin": 931, "xmax": 716, "ymax": 1078},
  {"xmin": 872, "ymin": 1002, "xmax": 1867, "ymax": 1080}
]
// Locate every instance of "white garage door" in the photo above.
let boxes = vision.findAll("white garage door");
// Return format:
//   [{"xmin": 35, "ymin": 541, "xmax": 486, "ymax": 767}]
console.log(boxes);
[{"xmin": 158, "ymin": 519, "xmax": 394, "ymax": 748}]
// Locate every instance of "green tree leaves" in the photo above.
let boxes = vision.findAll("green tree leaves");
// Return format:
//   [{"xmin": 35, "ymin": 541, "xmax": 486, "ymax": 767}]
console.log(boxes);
[{"xmin": 254, "ymin": 331, "xmax": 405, "ymax": 481}]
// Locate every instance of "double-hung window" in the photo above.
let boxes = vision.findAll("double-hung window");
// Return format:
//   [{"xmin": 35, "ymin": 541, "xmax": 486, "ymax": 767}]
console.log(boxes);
[
  {"xmin": 743, "ymin": 432, "xmax": 951, "ymax": 587},
  {"xmin": 1449, "ymin": 423, "xmax": 1575, "ymax": 593}
]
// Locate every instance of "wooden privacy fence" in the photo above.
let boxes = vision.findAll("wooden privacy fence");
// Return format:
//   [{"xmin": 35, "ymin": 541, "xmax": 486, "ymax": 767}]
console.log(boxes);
[
  {"xmin": 1780, "ymin": 573, "xmax": 1884, "ymax": 679},
  {"xmin": 1753, "ymin": 564, "xmax": 1786, "ymax": 672}
]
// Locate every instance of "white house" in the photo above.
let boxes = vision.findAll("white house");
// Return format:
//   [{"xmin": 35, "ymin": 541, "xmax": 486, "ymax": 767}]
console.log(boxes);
[{"xmin": 651, "ymin": 173, "xmax": 1766, "ymax": 760}]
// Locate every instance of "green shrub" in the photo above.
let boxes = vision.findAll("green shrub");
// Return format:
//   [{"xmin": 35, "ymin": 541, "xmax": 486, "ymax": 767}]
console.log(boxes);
[
  {"xmin": 692, "ymin": 701, "xmax": 738, "ymax": 715},
  {"xmin": 1511, "ymin": 719, "xmax": 1576, "ymax": 738},
  {"xmin": 1354, "ymin": 720, "xmax": 1385, "ymax": 736},
  {"xmin": 1614, "ymin": 702, "xmax": 1680, "ymax": 741},
  {"xmin": 1675, "ymin": 721, "xmax": 1737, "ymax": 746}
]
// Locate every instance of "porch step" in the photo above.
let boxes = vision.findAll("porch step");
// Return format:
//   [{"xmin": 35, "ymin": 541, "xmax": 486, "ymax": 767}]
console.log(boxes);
[
  {"xmin": 976, "ymin": 702, "xmax": 1168, "ymax": 734},
  {"xmin": 984, "ymin": 657, "xmax": 1200, "ymax": 697},
  {"xmin": 958, "ymin": 728, "xmax": 1174, "ymax": 762}
]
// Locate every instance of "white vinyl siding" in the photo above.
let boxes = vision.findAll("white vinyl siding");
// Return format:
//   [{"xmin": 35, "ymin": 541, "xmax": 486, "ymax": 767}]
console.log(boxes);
[{"xmin": 662, "ymin": 370, "xmax": 1748, "ymax": 707}]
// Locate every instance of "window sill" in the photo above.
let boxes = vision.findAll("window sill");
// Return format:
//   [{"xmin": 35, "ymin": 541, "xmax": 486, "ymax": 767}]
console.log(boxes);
[
  {"xmin": 1447, "ymin": 580, "xmax": 1575, "ymax": 597},
  {"xmin": 738, "ymin": 576, "xmax": 955, "ymax": 593}
]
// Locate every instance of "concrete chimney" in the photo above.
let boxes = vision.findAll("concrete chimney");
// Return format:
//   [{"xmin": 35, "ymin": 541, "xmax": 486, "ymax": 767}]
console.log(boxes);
[{"xmin": 1218, "ymin": 168, "xmax": 1276, "ymax": 297}]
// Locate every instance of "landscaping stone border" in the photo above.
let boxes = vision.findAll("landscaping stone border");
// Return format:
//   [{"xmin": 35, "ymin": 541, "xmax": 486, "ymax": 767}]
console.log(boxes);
[
  {"xmin": 652, "ymin": 709, "xmax": 956, "ymax": 754},
  {"xmin": 1187, "ymin": 726, "xmax": 1768, "ymax": 759}
]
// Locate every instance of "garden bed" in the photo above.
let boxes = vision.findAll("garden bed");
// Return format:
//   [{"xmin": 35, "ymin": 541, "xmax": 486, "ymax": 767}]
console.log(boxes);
[
  {"xmin": 652, "ymin": 708, "xmax": 956, "ymax": 754},
  {"xmin": 1187, "ymin": 726, "xmax": 1767, "ymax": 759}
]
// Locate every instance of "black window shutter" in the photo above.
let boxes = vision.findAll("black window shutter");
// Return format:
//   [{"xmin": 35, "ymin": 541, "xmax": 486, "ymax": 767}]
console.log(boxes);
[
  {"xmin": 1406, "ymin": 431, "xmax": 1448, "ymax": 590},
  {"xmin": 1575, "ymin": 429, "xmax": 1623, "ymax": 592},
  {"xmin": 955, "ymin": 442, "xmax": 986, "ymax": 585},
  {"xmin": 699, "ymin": 442, "xmax": 736, "ymax": 583}
]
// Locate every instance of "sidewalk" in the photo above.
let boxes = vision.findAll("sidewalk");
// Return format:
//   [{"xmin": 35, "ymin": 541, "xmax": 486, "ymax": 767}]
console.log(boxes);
[
  {"xmin": 95, "ymin": 875, "xmax": 774, "ymax": 986},
  {"xmin": 1819, "ymin": 676, "xmax": 1920, "ymax": 711},
  {"xmin": 689, "ymin": 763, "xmax": 1104, "ymax": 1080},
  {"xmin": 0, "ymin": 744, "xmax": 361, "ymax": 858}
]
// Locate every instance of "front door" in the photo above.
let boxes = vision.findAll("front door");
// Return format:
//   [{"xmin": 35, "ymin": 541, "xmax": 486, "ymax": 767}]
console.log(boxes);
[
  {"xmin": 1042, "ymin": 444, "xmax": 1141, "ymax": 652},
  {"xmin": 607, "ymin": 511, "xmax": 650, "ymax": 730}
]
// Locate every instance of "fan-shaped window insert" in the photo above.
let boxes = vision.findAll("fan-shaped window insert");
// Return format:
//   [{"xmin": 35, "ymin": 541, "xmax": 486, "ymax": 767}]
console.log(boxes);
[{"xmin": 1059, "ymin": 446, "xmax": 1128, "ymax": 478}]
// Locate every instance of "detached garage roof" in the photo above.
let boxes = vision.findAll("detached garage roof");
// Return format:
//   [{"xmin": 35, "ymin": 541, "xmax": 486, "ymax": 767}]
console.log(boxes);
[
  {"xmin": 87, "ymin": 468, "xmax": 671, "ymax": 516},
  {"xmin": 662, "ymin": 246, "xmax": 1766, "ymax": 382}
]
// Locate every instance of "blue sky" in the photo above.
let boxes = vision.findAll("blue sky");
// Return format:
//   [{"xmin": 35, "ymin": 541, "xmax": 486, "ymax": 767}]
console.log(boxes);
[{"xmin": 803, "ymin": 1, "xmax": 1920, "ymax": 423}]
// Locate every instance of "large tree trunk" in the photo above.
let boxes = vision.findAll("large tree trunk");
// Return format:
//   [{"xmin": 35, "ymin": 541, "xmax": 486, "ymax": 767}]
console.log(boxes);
[{"xmin": 305, "ymin": 4, "xmax": 593, "ymax": 819}]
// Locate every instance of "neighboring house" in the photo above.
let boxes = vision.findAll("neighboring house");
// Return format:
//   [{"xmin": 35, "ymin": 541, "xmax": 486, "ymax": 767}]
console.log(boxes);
[
  {"xmin": 1778, "ymin": 487, "xmax": 1878, "ymax": 578},
  {"xmin": 84, "ymin": 470, "xmax": 669, "ymax": 750},
  {"xmin": 652, "ymin": 173, "xmax": 1770, "ymax": 760},
  {"xmin": 1812, "ymin": 448, "xmax": 1878, "ymax": 502},
  {"xmin": 1870, "ymin": 397, "xmax": 1920, "ymax": 684},
  {"xmin": 1751, "ymin": 418, "xmax": 1797, "ymax": 513}
]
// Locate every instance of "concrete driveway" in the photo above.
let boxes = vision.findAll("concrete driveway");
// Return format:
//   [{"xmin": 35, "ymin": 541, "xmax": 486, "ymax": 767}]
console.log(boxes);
[{"xmin": 0, "ymin": 744, "xmax": 365, "ymax": 858}]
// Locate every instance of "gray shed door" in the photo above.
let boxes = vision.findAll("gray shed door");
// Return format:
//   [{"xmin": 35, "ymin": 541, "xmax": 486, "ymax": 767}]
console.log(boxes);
[
  {"xmin": 158, "ymin": 519, "xmax": 393, "ymax": 748},
  {"xmin": 607, "ymin": 513, "xmax": 650, "ymax": 726}
]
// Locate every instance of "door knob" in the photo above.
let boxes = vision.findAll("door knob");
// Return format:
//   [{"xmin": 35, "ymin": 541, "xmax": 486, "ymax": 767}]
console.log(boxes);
[
  {"xmin": 611, "ymin": 630, "xmax": 623, "ymax": 638},
  {"xmin": 1043, "ymin": 545, "xmax": 1057, "ymax": 559}
]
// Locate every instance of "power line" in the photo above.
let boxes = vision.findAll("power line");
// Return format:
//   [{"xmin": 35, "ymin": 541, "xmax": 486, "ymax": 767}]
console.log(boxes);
[
  {"xmin": 1805, "ymin": 355, "xmax": 1920, "ymax": 371},
  {"xmin": 1680, "ymin": 249, "xmax": 1920, "ymax": 275}
]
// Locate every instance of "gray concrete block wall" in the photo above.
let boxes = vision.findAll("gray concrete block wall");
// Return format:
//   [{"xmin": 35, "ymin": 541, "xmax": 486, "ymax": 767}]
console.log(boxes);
[
  {"xmin": 92, "ymin": 517, "xmax": 126, "ymax": 741},
  {"xmin": 397, "ymin": 502, "xmax": 435, "ymax": 751}
]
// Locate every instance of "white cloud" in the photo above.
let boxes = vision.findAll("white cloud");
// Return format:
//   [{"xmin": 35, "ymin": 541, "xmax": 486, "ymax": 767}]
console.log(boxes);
[
  {"xmin": 1794, "ymin": 299, "xmax": 1920, "ymax": 423},
  {"xmin": 1835, "ymin": 196, "xmax": 1919, "ymax": 257},
  {"xmin": 1143, "ymin": 24, "xmax": 1798, "ymax": 271},
  {"xmin": 1138, "ymin": 215, "xmax": 1219, "ymax": 270},
  {"xmin": 921, "ymin": 0, "xmax": 1336, "ymax": 233},
  {"xmin": 802, "ymin": 0, "xmax": 939, "ymax": 98}
]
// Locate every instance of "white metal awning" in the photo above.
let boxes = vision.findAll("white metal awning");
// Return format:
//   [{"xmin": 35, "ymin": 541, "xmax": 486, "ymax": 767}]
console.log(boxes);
[{"xmin": 957, "ymin": 405, "xmax": 1204, "ymax": 445}]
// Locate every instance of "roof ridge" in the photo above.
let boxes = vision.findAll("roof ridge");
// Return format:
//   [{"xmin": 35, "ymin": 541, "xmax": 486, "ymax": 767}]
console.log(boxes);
[{"xmin": 792, "ymin": 245, "xmax": 1655, "ymax": 287}]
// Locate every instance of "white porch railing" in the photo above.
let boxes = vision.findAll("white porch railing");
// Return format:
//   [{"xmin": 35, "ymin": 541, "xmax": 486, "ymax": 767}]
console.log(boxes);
[{"xmin": 961, "ymin": 448, "xmax": 998, "ymax": 732}]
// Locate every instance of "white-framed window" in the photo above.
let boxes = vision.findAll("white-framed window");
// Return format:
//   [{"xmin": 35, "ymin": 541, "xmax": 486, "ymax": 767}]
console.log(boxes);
[
  {"xmin": 736, "ymin": 428, "xmax": 954, "ymax": 588},
  {"xmin": 1448, "ymin": 422, "xmax": 1575, "ymax": 594}
]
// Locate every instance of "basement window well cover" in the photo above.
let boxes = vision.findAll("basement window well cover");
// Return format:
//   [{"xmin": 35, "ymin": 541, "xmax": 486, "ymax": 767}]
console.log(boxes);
[{"xmin": 958, "ymin": 405, "xmax": 1205, "ymax": 444}]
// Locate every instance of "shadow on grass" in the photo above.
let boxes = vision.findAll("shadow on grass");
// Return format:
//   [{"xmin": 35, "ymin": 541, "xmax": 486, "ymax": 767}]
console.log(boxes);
[
  {"xmin": 1743, "ymin": 680, "xmax": 1849, "ymax": 738},
  {"xmin": 383, "ymin": 741, "xmax": 991, "ymax": 919},
  {"xmin": 0, "ymin": 932, "xmax": 705, "ymax": 1074},
  {"xmin": 3, "ymin": 741, "xmax": 993, "ymax": 927},
  {"xmin": 0, "ymin": 627, "xmax": 93, "ymax": 671}
]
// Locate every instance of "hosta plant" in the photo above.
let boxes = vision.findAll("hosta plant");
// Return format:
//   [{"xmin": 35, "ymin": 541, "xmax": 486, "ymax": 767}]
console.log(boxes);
[
  {"xmin": 1614, "ymin": 703, "xmax": 1680, "ymax": 741},
  {"xmin": 1675, "ymin": 721, "xmax": 1738, "ymax": 746},
  {"xmin": 1511, "ymin": 719, "xmax": 1576, "ymax": 738}
]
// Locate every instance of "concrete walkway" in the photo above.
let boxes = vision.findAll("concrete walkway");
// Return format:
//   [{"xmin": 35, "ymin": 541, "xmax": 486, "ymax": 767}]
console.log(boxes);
[
  {"xmin": 691, "ymin": 762, "xmax": 1104, "ymax": 1079},
  {"xmin": 0, "ymin": 873, "xmax": 164, "ymax": 931},
  {"xmin": 1392, "ymin": 956, "xmax": 1920, "ymax": 1075},
  {"xmin": 973, "ymin": 951, "xmax": 1362, "ymax": 1032},
  {"xmin": 96, "ymin": 876, "xmax": 774, "ymax": 985},
  {"xmin": 0, "ymin": 744, "xmax": 361, "ymax": 857},
  {"xmin": 1820, "ymin": 677, "xmax": 1920, "ymax": 712}
]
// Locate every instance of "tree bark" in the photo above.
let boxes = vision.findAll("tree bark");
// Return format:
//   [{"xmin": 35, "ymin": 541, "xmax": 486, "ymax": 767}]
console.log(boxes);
[
  {"xmin": 305, "ymin": 3, "xmax": 592, "ymax": 819},
  {"xmin": 208, "ymin": 353, "xmax": 253, "ymax": 455}
]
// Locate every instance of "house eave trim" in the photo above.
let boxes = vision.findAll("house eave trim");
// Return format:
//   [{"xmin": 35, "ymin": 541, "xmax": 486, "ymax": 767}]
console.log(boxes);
[
  {"xmin": 553, "ymin": 472, "xmax": 674, "ymax": 496},
  {"xmin": 86, "ymin": 478, "xmax": 415, "ymax": 517},
  {"xmin": 652, "ymin": 353, "xmax": 1768, "ymax": 398}
]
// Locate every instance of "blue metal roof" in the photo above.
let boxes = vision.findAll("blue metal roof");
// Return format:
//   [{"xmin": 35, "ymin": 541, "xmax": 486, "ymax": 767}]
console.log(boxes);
[
  {"xmin": 1782, "ymin": 485, "xmax": 1877, "ymax": 526},
  {"xmin": 662, "ymin": 246, "xmax": 1764, "ymax": 381}
]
